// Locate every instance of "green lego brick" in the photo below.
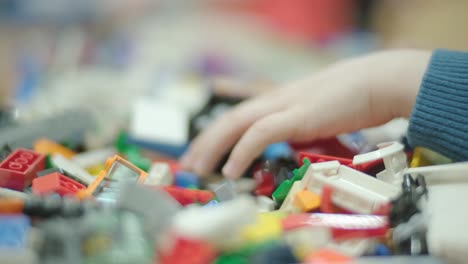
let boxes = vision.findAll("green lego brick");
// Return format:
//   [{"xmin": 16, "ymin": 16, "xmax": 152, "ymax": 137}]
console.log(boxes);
[
  {"xmin": 215, "ymin": 241, "xmax": 279, "ymax": 264},
  {"xmin": 272, "ymin": 180, "xmax": 293, "ymax": 205},
  {"xmin": 214, "ymin": 255, "xmax": 248, "ymax": 264},
  {"xmin": 115, "ymin": 132, "xmax": 151, "ymax": 172},
  {"xmin": 124, "ymin": 147, "xmax": 151, "ymax": 172},
  {"xmin": 60, "ymin": 140, "xmax": 82, "ymax": 152},
  {"xmin": 60, "ymin": 141, "xmax": 73, "ymax": 150},
  {"xmin": 291, "ymin": 158, "xmax": 310, "ymax": 181},
  {"xmin": 272, "ymin": 158, "xmax": 310, "ymax": 206},
  {"xmin": 45, "ymin": 154, "xmax": 55, "ymax": 169},
  {"xmin": 115, "ymin": 132, "xmax": 131, "ymax": 153}
]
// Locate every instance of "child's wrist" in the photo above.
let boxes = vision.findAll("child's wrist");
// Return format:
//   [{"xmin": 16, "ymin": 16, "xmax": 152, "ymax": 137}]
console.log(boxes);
[{"xmin": 370, "ymin": 50, "xmax": 431, "ymax": 119}]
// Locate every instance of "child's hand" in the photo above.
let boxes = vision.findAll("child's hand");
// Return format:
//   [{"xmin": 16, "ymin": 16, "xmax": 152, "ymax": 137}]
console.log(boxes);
[{"xmin": 181, "ymin": 50, "xmax": 431, "ymax": 179}]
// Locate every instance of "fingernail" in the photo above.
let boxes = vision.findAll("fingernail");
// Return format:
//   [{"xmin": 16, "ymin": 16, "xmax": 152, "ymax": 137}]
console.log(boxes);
[{"xmin": 222, "ymin": 160, "xmax": 238, "ymax": 179}]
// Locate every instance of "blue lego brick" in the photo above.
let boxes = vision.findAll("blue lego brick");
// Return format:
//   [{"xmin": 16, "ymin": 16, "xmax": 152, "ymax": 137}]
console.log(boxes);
[
  {"xmin": 0, "ymin": 215, "xmax": 30, "ymax": 248},
  {"xmin": 126, "ymin": 136, "xmax": 188, "ymax": 158},
  {"xmin": 203, "ymin": 200, "xmax": 219, "ymax": 207},
  {"xmin": 250, "ymin": 243, "xmax": 298, "ymax": 264},
  {"xmin": 375, "ymin": 243, "xmax": 392, "ymax": 256},
  {"xmin": 175, "ymin": 171, "xmax": 199, "ymax": 188},
  {"xmin": 263, "ymin": 142, "xmax": 292, "ymax": 160}
]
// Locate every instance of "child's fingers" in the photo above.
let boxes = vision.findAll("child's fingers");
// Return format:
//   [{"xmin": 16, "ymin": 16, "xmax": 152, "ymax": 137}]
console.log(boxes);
[
  {"xmin": 222, "ymin": 108, "xmax": 301, "ymax": 179},
  {"xmin": 181, "ymin": 94, "xmax": 287, "ymax": 175}
]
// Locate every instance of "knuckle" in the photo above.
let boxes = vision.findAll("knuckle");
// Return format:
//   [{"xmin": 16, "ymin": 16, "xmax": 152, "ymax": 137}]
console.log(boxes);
[
  {"xmin": 224, "ymin": 109, "xmax": 244, "ymax": 123},
  {"xmin": 249, "ymin": 120, "xmax": 271, "ymax": 137}
]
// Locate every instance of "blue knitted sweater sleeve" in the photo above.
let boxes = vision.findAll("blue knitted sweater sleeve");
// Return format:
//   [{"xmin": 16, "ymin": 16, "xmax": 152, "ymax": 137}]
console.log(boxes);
[{"xmin": 407, "ymin": 49, "xmax": 468, "ymax": 161}]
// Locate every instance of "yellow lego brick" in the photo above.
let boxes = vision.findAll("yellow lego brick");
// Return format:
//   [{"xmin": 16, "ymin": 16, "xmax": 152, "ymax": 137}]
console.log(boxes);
[
  {"xmin": 240, "ymin": 212, "xmax": 283, "ymax": 243},
  {"xmin": 87, "ymin": 164, "xmax": 105, "ymax": 176},
  {"xmin": 293, "ymin": 190, "xmax": 321, "ymax": 212},
  {"xmin": 82, "ymin": 233, "xmax": 112, "ymax": 256},
  {"xmin": 34, "ymin": 138, "xmax": 76, "ymax": 159},
  {"xmin": 410, "ymin": 147, "xmax": 452, "ymax": 168},
  {"xmin": 410, "ymin": 147, "xmax": 432, "ymax": 168}
]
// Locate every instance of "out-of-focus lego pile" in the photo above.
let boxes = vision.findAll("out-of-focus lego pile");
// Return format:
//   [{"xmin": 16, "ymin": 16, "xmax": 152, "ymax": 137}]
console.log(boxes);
[{"xmin": 0, "ymin": 102, "xmax": 467, "ymax": 264}]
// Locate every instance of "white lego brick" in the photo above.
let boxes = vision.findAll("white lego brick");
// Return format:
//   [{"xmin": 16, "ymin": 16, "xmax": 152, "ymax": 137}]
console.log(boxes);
[
  {"xmin": 130, "ymin": 99, "xmax": 189, "ymax": 145},
  {"xmin": 283, "ymin": 227, "xmax": 331, "ymax": 257},
  {"xmin": 353, "ymin": 256, "xmax": 444, "ymax": 264},
  {"xmin": 426, "ymin": 183, "xmax": 468, "ymax": 263},
  {"xmin": 234, "ymin": 178, "xmax": 257, "ymax": 194},
  {"xmin": 353, "ymin": 141, "xmax": 468, "ymax": 186},
  {"xmin": 256, "ymin": 196, "xmax": 275, "ymax": 212},
  {"xmin": 325, "ymin": 238, "xmax": 376, "ymax": 257},
  {"xmin": 71, "ymin": 147, "xmax": 116, "ymax": 168},
  {"xmin": 353, "ymin": 141, "xmax": 407, "ymax": 185},
  {"xmin": 171, "ymin": 195, "xmax": 257, "ymax": 249},
  {"xmin": 279, "ymin": 181, "xmax": 303, "ymax": 213},
  {"xmin": 145, "ymin": 163, "xmax": 173, "ymax": 186},
  {"xmin": 302, "ymin": 161, "xmax": 399, "ymax": 214},
  {"xmin": 51, "ymin": 154, "xmax": 95, "ymax": 185},
  {"xmin": 0, "ymin": 249, "xmax": 38, "ymax": 264},
  {"xmin": 406, "ymin": 162, "xmax": 468, "ymax": 185},
  {"xmin": 0, "ymin": 187, "xmax": 28, "ymax": 199}
]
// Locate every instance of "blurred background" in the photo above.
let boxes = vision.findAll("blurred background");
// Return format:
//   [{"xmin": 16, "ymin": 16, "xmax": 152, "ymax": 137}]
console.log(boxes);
[{"xmin": 0, "ymin": 0, "xmax": 467, "ymax": 154}]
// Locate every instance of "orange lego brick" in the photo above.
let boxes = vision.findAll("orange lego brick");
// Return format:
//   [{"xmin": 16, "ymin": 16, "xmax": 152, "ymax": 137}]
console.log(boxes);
[
  {"xmin": 0, "ymin": 198, "xmax": 24, "ymax": 214},
  {"xmin": 34, "ymin": 138, "xmax": 76, "ymax": 159},
  {"xmin": 305, "ymin": 248, "xmax": 352, "ymax": 264},
  {"xmin": 293, "ymin": 189, "xmax": 321, "ymax": 212}
]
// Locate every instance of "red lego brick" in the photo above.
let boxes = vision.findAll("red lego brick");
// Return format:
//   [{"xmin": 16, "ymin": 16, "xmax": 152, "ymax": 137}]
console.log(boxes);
[
  {"xmin": 167, "ymin": 160, "xmax": 181, "ymax": 175},
  {"xmin": 320, "ymin": 185, "xmax": 351, "ymax": 214},
  {"xmin": 158, "ymin": 237, "xmax": 217, "ymax": 264},
  {"xmin": 290, "ymin": 138, "xmax": 356, "ymax": 158},
  {"xmin": 282, "ymin": 212, "xmax": 389, "ymax": 241},
  {"xmin": 0, "ymin": 149, "xmax": 45, "ymax": 191},
  {"xmin": 153, "ymin": 159, "xmax": 181, "ymax": 175},
  {"xmin": 305, "ymin": 248, "xmax": 352, "ymax": 264},
  {"xmin": 253, "ymin": 169, "xmax": 275, "ymax": 197},
  {"xmin": 32, "ymin": 172, "xmax": 85, "ymax": 196},
  {"xmin": 299, "ymin": 152, "xmax": 383, "ymax": 173},
  {"xmin": 157, "ymin": 186, "xmax": 215, "ymax": 206}
]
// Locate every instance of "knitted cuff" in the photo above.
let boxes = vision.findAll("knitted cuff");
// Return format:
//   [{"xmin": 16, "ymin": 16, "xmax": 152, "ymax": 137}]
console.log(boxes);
[{"xmin": 408, "ymin": 49, "xmax": 468, "ymax": 161}]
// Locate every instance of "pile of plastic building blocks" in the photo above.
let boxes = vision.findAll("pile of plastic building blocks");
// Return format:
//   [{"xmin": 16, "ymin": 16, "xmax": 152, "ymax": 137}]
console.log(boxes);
[{"xmin": 0, "ymin": 126, "xmax": 467, "ymax": 264}]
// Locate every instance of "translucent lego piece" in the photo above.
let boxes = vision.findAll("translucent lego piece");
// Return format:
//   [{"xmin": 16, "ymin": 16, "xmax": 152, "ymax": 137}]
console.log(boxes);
[{"xmin": 211, "ymin": 180, "xmax": 237, "ymax": 201}]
